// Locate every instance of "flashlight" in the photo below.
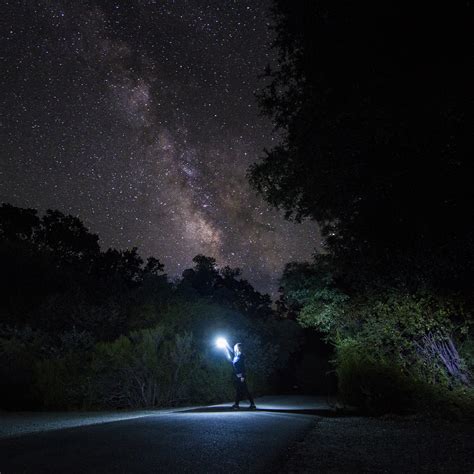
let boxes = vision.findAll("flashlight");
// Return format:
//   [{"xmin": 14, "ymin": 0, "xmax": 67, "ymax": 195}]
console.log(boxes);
[{"xmin": 216, "ymin": 337, "xmax": 228, "ymax": 349}]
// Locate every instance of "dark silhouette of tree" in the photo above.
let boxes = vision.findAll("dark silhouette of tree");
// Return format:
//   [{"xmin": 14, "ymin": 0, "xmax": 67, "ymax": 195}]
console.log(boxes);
[
  {"xmin": 0, "ymin": 205, "xmax": 303, "ymax": 410},
  {"xmin": 0, "ymin": 204, "xmax": 167, "ymax": 333},
  {"xmin": 0, "ymin": 203, "xmax": 40, "ymax": 242},
  {"xmin": 250, "ymin": 1, "xmax": 474, "ymax": 292},
  {"xmin": 218, "ymin": 266, "xmax": 273, "ymax": 318},
  {"xmin": 143, "ymin": 256, "xmax": 165, "ymax": 276},
  {"xmin": 92, "ymin": 247, "xmax": 143, "ymax": 286},
  {"xmin": 178, "ymin": 255, "xmax": 273, "ymax": 319},
  {"xmin": 35, "ymin": 209, "xmax": 100, "ymax": 263},
  {"xmin": 180, "ymin": 254, "xmax": 221, "ymax": 297}
]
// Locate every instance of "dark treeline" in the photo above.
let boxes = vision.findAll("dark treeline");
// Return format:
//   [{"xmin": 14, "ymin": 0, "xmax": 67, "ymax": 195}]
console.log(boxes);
[
  {"xmin": 2, "ymin": 2, "xmax": 473, "ymax": 418},
  {"xmin": 0, "ymin": 203, "xmax": 306, "ymax": 410},
  {"xmin": 250, "ymin": 1, "xmax": 473, "ymax": 416}
]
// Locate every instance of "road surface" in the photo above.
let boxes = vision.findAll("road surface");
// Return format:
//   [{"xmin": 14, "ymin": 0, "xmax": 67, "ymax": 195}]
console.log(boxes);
[{"xmin": 0, "ymin": 396, "xmax": 328, "ymax": 473}]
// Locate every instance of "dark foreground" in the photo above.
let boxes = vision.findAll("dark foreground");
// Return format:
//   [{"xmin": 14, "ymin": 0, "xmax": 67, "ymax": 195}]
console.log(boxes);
[
  {"xmin": 283, "ymin": 415, "xmax": 474, "ymax": 474},
  {"xmin": 1, "ymin": 396, "xmax": 472, "ymax": 473}
]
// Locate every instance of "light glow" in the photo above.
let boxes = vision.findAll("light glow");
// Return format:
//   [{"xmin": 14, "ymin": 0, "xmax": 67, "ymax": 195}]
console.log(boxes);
[{"xmin": 216, "ymin": 337, "xmax": 228, "ymax": 349}]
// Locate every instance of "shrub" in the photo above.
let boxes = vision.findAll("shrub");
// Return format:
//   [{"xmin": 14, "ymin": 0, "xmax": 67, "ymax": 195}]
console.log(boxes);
[
  {"xmin": 292, "ymin": 280, "xmax": 473, "ymax": 415},
  {"xmin": 336, "ymin": 338, "xmax": 416, "ymax": 414},
  {"xmin": 336, "ymin": 337, "xmax": 474, "ymax": 419},
  {"xmin": 0, "ymin": 335, "xmax": 41, "ymax": 409},
  {"xmin": 35, "ymin": 352, "xmax": 88, "ymax": 409},
  {"xmin": 89, "ymin": 328, "xmax": 164, "ymax": 408},
  {"xmin": 87, "ymin": 326, "xmax": 231, "ymax": 409}
]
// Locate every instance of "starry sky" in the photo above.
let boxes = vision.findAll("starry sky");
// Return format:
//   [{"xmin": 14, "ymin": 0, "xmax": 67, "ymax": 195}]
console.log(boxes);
[{"xmin": 1, "ymin": 0, "xmax": 319, "ymax": 296}]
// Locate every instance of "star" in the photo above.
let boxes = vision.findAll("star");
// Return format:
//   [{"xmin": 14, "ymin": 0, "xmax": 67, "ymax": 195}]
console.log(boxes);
[{"xmin": 0, "ymin": 0, "xmax": 319, "ymax": 296}]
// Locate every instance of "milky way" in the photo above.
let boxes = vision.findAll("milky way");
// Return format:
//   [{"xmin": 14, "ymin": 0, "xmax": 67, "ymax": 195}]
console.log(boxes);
[{"xmin": 1, "ymin": 0, "xmax": 319, "ymax": 295}]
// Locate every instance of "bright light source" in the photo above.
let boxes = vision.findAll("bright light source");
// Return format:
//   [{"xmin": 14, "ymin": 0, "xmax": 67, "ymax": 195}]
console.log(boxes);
[{"xmin": 216, "ymin": 337, "xmax": 228, "ymax": 349}]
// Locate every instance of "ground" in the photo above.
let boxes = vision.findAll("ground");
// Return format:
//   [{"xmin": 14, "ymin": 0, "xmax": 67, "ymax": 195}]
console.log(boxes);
[
  {"xmin": 281, "ymin": 414, "xmax": 474, "ymax": 473},
  {"xmin": 0, "ymin": 396, "xmax": 472, "ymax": 473}
]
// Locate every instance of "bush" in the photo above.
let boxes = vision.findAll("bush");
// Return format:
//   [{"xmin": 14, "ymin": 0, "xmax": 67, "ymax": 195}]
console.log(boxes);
[
  {"xmin": 0, "ymin": 205, "xmax": 300, "ymax": 410},
  {"xmin": 336, "ymin": 339, "xmax": 416, "ymax": 414},
  {"xmin": 336, "ymin": 337, "xmax": 474, "ymax": 419},
  {"xmin": 89, "ymin": 327, "xmax": 165, "ymax": 408},
  {"xmin": 286, "ymin": 268, "xmax": 473, "ymax": 415},
  {"xmin": 35, "ymin": 352, "xmax": 88, "ymax": 409},
  {"xmin": 0, "ymin": 304, "xmax": 290, "ymax": 410},
  {"xmin": 0, "ymin": 335, "xmax": 41, "ymax": 409},
  {"xmin": 88, "ymin": 326, "xmax": 234, "ymax": 409}
]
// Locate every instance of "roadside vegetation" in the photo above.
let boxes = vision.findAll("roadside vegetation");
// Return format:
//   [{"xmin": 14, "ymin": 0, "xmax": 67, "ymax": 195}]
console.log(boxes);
[
  {"xmin": 277, "ymin": 258, "xmax": 473, "ymax": 418},
  {"xmin": 2, "ymin": 1, "xmax": 473, "ymax": 420},
  {"xmin": 0, "ymin": 203, "xmax": 302, "ymax": 410},
  {"xmin": 250, "ymin": 1, "xmax": 474, "ymax": 418}
]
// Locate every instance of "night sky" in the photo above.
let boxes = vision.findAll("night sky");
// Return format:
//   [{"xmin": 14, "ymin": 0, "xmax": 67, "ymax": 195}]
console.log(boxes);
[{"xmin": 1, "ymin": 0, "xmax": 319, "ymax": 295}]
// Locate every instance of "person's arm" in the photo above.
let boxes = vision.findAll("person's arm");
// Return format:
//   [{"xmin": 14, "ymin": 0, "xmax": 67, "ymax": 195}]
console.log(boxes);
[{"xmin": 224, "ymin": 342, "xmax": 233, "ymax": 362}]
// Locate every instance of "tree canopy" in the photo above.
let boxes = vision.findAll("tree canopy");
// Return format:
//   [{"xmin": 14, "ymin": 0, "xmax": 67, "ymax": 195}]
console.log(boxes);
[
  {"xmin": 250, "ymin": 1, "xmax": 474, "ymax": 291},
  {"xmin": 0, "ymin": 203, "xmax": 301, "ymax": 409},
  {"xmin": 253, "ymin": 1, "xmax": 474, "ymax": 416}
]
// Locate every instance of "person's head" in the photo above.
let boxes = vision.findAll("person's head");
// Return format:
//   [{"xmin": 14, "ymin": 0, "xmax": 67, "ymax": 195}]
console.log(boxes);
[{"xmin": 234, "ymin": 343, "xmax": 242, "ymax": 355}]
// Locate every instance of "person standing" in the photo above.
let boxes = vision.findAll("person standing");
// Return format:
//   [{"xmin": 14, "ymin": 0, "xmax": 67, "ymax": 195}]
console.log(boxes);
[{"xmin": 230, "ymin": 343, "xmax": 256, "ymax": 410}]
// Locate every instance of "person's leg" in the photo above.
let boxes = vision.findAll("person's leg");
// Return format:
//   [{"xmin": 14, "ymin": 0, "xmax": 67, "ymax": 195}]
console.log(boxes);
[
  {"xmin": 233, "ymin": 378, "xmax": 241, "ymax": 407},
  {"xmin": 243, "ymin": 381, "xmax": 255, "ymax": 406}
]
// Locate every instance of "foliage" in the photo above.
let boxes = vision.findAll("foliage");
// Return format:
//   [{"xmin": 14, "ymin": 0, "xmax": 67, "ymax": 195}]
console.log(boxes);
[
  {"xmin": 250, "ymin": 1, "xmax": 474, "ymax": 294},
  {"xmin": 257, "ymin": 1, "xmax": 474, "ymax": 415},
  {"xmin": 263, "ymin": 0, "xmax": 474, "ymax": 407},
  {"xmin": 0, "ymin": 204, "xmax": 301, "ymax": 410},
  {"xmin": 335, "ymin": 339, "xmax": 413, "ymax": 414},
  {"xmin": 90, "ymin": 328, "xmax": 165, "ymax": 408},
  {"xmin": 35, "ymin": 352, "xmax": 88, "ymax": 410},
  {"xmin": 178, "ymin": 255, "xmax": 273, "ymax": 319},
  {"xmin": 297, "ymin": 289, "xmax": 348, "ymax": 336},
  {"xmin": 279, "ymin": 258, "xmax": 473, "ymax": 414},
  {"xmin": 336, "ymin": 338, "xmax": 474, "ymax": 419},
  {"xmin": 459, "ymin": 337, "xmax": 474, "ymax": 376},
  {"xmin": 0, "ymin": 331, "xmax": 43, "ymax": 409},
  {"xmin": 349, "ymin": 293, "xmax": 467, "ymax": 387}
]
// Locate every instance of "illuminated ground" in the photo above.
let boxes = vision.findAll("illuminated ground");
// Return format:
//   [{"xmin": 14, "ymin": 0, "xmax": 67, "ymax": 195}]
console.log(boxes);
[
  {"xmin": 0, "ymin": 396, "xmax": 322, "ymax": 473},
  {"xmin": 0, "ymin": 395, "xmax": 331, "ymax": 440},
  {"xmin": 1, "ymin": 396, "xmax": 471, "ymax": 473}
]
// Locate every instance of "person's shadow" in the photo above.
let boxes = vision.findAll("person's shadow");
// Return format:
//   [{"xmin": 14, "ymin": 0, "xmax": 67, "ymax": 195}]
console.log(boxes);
[{"xmin": 176, "ymin": 406, "xmax": 342, "ymax": 417}]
